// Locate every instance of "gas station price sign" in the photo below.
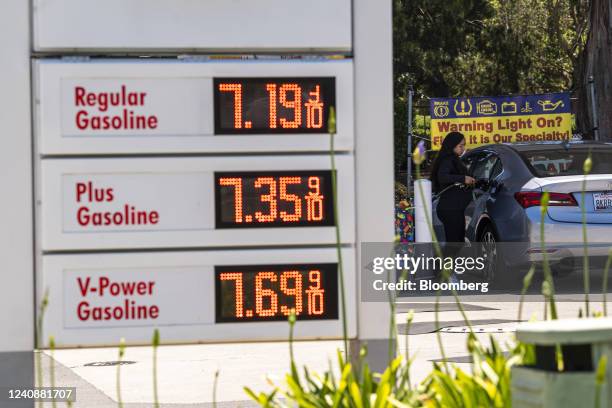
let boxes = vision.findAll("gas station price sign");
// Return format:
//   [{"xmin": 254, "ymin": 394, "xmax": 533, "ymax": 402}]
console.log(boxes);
[
  {"xmin": 214, "ymin": 77, "xmax": 335, "ymax": 134},
  {"xmin": 215, "ymin": 263, "xmax": 338, "ymax": 322},
  {"xmin": 215, "ymin": 170, "xmax": 335, "ymax": 228}
]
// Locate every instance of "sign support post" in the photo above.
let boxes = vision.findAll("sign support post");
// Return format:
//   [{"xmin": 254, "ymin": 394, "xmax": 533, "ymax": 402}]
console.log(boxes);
[
  {"xmin": 0, "ymin": 0, "xmax": 35, "ymax": 402},
  {"xmin": 407, "ymin": 85, "xmax": 414, "ymax": 194},
  {"xmin": 351, "ymin": 0, "xmax": 395, "ymax": 372}
]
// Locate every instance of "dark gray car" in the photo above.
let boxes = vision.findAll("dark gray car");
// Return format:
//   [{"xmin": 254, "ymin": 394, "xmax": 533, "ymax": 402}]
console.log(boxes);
[{"xmin": 432, "ymin": 141, "xmax": 612, "ymax": 282}]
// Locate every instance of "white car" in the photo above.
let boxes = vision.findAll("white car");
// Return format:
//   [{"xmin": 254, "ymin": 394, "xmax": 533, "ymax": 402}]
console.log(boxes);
[{"xmin": 433, "ymin": 141, "xmax": 612, "ymax": 282}]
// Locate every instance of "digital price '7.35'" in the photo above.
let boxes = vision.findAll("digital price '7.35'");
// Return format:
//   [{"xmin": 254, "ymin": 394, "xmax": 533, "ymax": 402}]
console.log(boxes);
[
  {"xmin": 215, "ymin": 170, "xmax": 335, "ymax": 228},
  {"xmin": 215, "ymin": 264, "xmax": 338, "ymax": 322}
]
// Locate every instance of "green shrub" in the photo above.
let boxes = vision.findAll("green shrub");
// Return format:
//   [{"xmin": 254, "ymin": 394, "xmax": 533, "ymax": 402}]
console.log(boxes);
[{"xmin": 245, "ymin": 349, "xmax": 425, "ymax": 408}]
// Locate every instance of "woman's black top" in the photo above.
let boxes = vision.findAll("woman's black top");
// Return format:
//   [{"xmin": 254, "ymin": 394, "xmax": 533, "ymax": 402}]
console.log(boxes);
[{"xmin": 435, "ymin": 155, "xmax": 472, "ymax": 211}]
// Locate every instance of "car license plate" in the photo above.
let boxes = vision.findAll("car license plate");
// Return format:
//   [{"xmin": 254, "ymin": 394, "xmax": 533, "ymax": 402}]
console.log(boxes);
[{"xmin": 593, "ymin": 192, "xmax": 612, "ymax": 211}]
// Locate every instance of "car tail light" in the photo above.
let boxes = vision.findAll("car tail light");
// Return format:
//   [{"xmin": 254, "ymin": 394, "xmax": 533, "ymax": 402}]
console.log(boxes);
[{"xmin": 514, "ymin": 191, "xmax": 578, "ymax": 208}]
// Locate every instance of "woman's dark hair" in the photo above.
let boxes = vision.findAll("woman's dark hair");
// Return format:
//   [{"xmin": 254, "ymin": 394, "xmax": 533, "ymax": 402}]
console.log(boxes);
[{"xmin": 430, "ymin": 131, "xmax": 465, "ymax": 192}]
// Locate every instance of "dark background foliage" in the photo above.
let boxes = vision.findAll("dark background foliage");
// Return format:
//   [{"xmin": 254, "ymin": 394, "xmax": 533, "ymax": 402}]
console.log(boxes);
[{"xmin": 393, "ymin": 0, "xmax": 604, "ymax": 180}]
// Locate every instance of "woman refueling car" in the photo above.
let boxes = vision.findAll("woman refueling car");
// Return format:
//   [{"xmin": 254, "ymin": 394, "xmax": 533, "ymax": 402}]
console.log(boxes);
[{"xmin": 430, "ymin": 131, "xmax": 475, "ymax": 243}]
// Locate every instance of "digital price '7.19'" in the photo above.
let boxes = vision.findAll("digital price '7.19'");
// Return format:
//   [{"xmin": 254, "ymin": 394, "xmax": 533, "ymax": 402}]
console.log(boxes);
[
  {"xmin": 213, "ymin": 77, "xmax": 335, "ymax": 134},
  {"xmin": 215, "ymin": 264, "xmax": 338, "ymax": 322},
  {"xmin": 215, "ymin": 171, "xmax": 335, "ymax": 228}
]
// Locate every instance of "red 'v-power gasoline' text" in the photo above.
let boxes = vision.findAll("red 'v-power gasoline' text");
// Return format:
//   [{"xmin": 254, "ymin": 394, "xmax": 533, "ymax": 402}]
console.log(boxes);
[{"xmin": 76, "ymin": 276, "xmax": 160, "ymax": 322}]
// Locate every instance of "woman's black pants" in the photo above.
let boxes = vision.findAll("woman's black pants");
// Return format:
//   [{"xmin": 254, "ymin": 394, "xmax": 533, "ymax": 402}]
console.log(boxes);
[
  {"xmin": 436, "ymin": 209, "xmax": 466, "ymax": 280},
  {"xmin": 437, "ymin": 209, "xmax": 466, "ymax": 243}
]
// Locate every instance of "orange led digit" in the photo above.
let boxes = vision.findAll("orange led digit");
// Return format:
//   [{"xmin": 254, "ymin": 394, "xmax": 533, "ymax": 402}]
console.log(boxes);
[
  {"xmin": 219, "ymin": 272, "xmax": 244, "ymax": 318},
  {"xmin": 280, "ymin": 271, "xmax": 303, "ymax": 316},
  {"xmin": 219, "ymin": 177, "xmax": 243, "ymax": 223},
  {"xmin": 305, "ymin": 176, "xmax": 325, "ymax": 221},
  {"xmin": 279, "ymin": 177, "xmax": 302, "ymax": 222},
  {"xmin": 309, "ymin": 269, "xmax": 321, "ymax": 289},
  {"xmin": 266, "ymin": 83, "xmax": 278, "ymax": 128},
  {"xmin": 307, "ymin": 176, "xmax": 321, "ymax": 196},
  {"xmin": 306, "ymin": 270, "xmax": 325, "ymax": 315},
  {"xmin": 305, "ymin": 85, "xmax": 324, "ymax": 129},
  {"xmin": 279, "ymin": 84, "xmax": 302, "ymax": 129},
  {"xmin": 255, "ymin": 272, "xmax": 278, "ymax": 317},
  {"xmin": 218, "ymin": 83, "xmax": 243, "ymax": 129},
  {"xmin": 254, "ymin": 177, "xmax": 277, "ymax": 223}
]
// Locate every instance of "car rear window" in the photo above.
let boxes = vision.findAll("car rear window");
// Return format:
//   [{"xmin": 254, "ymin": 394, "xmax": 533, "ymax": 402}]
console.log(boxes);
[{"xmin": 519, "ymin": 148, "xmax": 612, "ymax": 177}]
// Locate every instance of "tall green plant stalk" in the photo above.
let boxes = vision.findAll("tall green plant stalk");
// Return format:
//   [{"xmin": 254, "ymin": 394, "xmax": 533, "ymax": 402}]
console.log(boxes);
[
  {"xmin": 595, "ymin": 354, "xmax": 607, "ymax": 408},
  {"xmin": 287, "ymin": 311, "xmax": 299, "ymax": 380},
  {"xmin": 413, "ymin": 162, "xmax": 449, "ymax": 372},
  {"xmin": 582, "ymin": 153, "xmax": 592, "ymax": 316},
  {"xmin": 603, "ymin": 248, "xmax": 612, "ymax": 316},
  {"xmin": 404, "ymin": 310, "xmax": 414, "ymax": 390},
  {"xmin": 328, "ymin": 107, "xmax": 348, "ymax": 356},
  {"xmin": 413, "ymin": 154, "xmax": 472, "ymax": 327},
  {"xmin": 539, "ymin": 191, "xmax": 558, "ymax": 319},
  {"xmin": 540, "ymin": 192, "xmax": 564, "ymax": 370},
  {"xmin": 48, "ymin": 336, "xmax": 57, "ymax": 408},
  {"xmin": 35, "ymin": 288, "xmax": 49, "ymax": 408},
  {"xmin": 152, "ymin": 329, "xmax": 160, "ymax": 408},
  {"xmin": 212, "ymin": 370, "xmax": 220, "ymax": 408},
  {"xmin": 387, "ymin": 261, "xmax": 411, "ymax": 363},
  {"xmin": 117, "ymin": 338, "xmax": 125, "ymax": 408},
  {"xmin": 518, "ymin": 264, "xmax": 535, "ymax": 322},
  {"xmin": 413, "ymin": 144, "xmax": 473, "ymax": 373},
  {"xmin": 387, "ymin": 265, "xmax": 399, "ymax": 363}
]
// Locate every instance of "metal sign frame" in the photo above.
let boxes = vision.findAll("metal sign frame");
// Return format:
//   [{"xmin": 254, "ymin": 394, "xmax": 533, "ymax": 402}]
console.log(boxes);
[
  {"xmin": 34, "ymin": 59, "xmax": 354, "ymax": 155},
  {"xmin": 39, "ymin": 155, "xmax": 355, "ymax": 251},
  {"xmin": 41, "ymin": 248, "xmax": 356, "ymax": 347},
  {"xmin": 32, "ymin": 0, "xmax": 352, "ymax": 52}
]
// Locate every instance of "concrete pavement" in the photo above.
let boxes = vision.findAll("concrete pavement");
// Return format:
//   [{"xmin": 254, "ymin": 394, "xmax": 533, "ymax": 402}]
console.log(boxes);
[{"xmin": 34, "ymin": 299, "xmax": 599, "ymax": 407}]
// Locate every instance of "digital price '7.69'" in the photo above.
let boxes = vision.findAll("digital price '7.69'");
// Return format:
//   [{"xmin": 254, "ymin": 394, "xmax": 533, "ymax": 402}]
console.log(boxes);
[
  {"xmin": 215, "ymin": 264, "xmax": 338, "ymax": 322},
  {"xmin": 215, "ymin": 170, "xmax": 335, "ymax": 228}
]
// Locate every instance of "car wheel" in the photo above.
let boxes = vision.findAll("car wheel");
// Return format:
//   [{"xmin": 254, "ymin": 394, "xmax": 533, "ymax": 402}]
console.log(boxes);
[{"xmin": 479, "ymin": 224, "xmax": 501, "ymax": 284}]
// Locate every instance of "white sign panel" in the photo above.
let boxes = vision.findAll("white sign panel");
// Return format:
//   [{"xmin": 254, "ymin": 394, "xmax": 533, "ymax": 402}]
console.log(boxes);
[
  {"xmin": 34, "ymin": 59, "xmax": 354, "ymax": 154},
  {"xmin": 39, "ymin": 155, "xmax": 355, "ymax": 251},
  {"xmin": 33, "ymin": 0, "xmax": 351, "ymax": 52},
  {"xmin": 40, "ymin": 248, "xmax": 356, "ymax": 347}
]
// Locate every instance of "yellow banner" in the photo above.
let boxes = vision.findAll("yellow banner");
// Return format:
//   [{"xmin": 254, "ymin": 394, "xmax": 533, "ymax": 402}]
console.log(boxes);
[{"xmin": 431, "ymin": 113, "xmax": 572, "ymax": 150}]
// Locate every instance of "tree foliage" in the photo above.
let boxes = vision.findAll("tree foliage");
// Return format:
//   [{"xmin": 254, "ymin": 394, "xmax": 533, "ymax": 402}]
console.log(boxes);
[
  {"xmin": 576, "ymin": 0, "xmax": 612, "ymax": 140},
  {"xmin": 394, "ymin": 0, "xmax": 589, "ymax": 173}
]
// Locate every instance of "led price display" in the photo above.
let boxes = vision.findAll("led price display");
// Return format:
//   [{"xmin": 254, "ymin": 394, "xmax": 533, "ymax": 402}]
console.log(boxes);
[
  {"xmin": 214, "ymin": 77, "xmax": 335, "ymax": 134},
  {"xmin": 215, "ymin": 170, "xmax": 335, "ymax": 228},
  {"xmin": 215, "ymin": 263, "xmax": 338, "ymax": 322}
]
